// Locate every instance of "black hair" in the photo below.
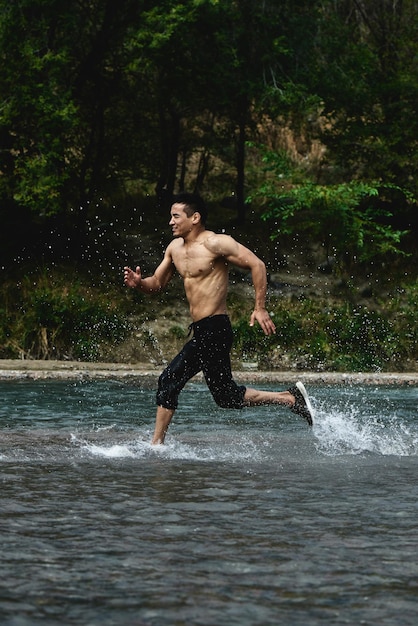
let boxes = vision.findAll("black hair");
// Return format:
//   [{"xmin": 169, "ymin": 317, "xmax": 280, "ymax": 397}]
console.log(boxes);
[{"xmin": 171, "ymin": 192, "xmax": 208, "ymax": 225}]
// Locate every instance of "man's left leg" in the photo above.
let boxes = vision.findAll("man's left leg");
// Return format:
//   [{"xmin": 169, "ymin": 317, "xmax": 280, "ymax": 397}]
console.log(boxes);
[
  {"xmin": 243, "ymin": 383, "xmax": 314, "ymax": 426},
  {"xmin": 243, "ymin": 387, "xmax": 294, "ymax": 407}
]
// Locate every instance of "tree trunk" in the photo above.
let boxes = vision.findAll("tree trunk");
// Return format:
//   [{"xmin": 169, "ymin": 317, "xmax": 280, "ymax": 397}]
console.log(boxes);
[
  {"xmin": 155, "ymin": 104, "xmax": 180, "ymax": 210},
  {"xmin": 235, "ymin": 117, "xmax": 247, "ymax": 223}
]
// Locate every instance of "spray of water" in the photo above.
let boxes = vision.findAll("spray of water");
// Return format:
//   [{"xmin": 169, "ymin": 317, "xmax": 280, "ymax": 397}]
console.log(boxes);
[
  {"xmin": 69, "ymin": 390, "xmax": 418, "ymax": 461},
  {"xmin": 312, "ymin": 399, "xmax": 418, "ymax": 457},
  {"xmin": 71, "ymin": 430, "xmax": 270, "ymax": 463}
]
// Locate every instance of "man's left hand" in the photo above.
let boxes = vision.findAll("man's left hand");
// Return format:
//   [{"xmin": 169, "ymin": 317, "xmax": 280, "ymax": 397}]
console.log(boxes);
[{"xmin": 250, "ymin": 309, "xmax": 276, "ymax": 336}]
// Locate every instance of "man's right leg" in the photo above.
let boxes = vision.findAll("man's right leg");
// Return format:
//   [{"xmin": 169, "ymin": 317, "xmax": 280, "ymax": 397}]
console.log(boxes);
[
  {"xmin": 153, "ymin": 338, "xmax": 200, "ymax": 444},
  {"xmin": 152, "ymin": 406, "xmax": 175, "ymax": 445}
]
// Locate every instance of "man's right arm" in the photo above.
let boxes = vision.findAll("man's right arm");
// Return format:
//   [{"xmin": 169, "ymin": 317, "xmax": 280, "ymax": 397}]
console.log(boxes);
[{"xmin": 124, "ymin": 248, "xmax": 175, "ymax": 294}]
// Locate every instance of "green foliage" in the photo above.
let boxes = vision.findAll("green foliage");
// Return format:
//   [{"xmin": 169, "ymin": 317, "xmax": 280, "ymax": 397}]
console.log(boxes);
[
  {"xmin": 2, "ymin": 262, "xmax": 417, "ymax": 370},
  {"xmin": 0, "ymin": 0, "xmax": 417, "ymax": 377},
  {"xmin": 0, "ymin": 0, "xmax": 323, "ymax": 232},
  {"xmin": 232, "ymin": 319, "xmax": 271, "ymax": 361},
  {"xmin": 1, "ymin": 0, "xmax": 417, "ymax": 251},
  {"xmin": 0, "ymin": 273, "xmax": 130, "ymax": 361},
  {"xmin": 323, "ymin": 304, "xmax": 398, "ymax": 371},
  {"xmin": 169, "ymin": 325, "xmax": 187, "ymax": 340},
  {"xmin": 231, "ymin": 292, "xmax": 418, "ymax": 372},
  {"xmin": 253, "ymin": 167, "xmax": 411, "ymax": 265},
  {"xmin": 0, "ymin": 1, "xmax": 77, "ymax": 215},
  {"xmin": 312, "ymin": 0, "xmax": 418, "ymax": 197}
]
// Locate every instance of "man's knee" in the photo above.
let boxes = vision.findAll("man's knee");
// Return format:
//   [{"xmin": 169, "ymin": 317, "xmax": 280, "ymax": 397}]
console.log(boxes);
[
  {"xmin": 211, "ymin": 385, "xmax": 246, "ymax": 409},
  {"xmin": 156, "ymin": 370, "xmax": 178, "ymax": 410}
]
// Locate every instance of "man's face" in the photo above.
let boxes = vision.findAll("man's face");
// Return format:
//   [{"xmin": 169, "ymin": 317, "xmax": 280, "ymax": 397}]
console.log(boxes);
[{"xmin": 169, "ymin": 203, "xmax": 194, "ymax": 238}]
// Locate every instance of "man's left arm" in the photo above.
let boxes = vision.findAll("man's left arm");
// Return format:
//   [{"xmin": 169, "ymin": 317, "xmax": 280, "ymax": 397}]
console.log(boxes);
[
  {"xmin": 247, "ymin": 257, "xmax": 276, "ymax": 336},
  {"xmin": 213, "ymin": 235, "xmax": 276, "ymax": 336}
]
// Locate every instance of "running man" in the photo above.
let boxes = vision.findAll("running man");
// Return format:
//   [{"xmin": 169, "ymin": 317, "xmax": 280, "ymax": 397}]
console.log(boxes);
[{"xmin": 124, "ymin": 192, "xmax": 313, "ymax": 444}]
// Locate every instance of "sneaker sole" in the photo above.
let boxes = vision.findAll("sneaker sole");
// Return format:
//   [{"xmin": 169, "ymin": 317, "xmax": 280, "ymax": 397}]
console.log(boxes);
[{"xmin": 296, "ymin": 381, "xmax": 314, "ymax": 423}]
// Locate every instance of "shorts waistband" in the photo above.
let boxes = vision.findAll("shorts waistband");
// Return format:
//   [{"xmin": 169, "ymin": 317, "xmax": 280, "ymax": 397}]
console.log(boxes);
[{"xmin": 188, "ymin": 314, "xmax": 229, "ymax": 336}]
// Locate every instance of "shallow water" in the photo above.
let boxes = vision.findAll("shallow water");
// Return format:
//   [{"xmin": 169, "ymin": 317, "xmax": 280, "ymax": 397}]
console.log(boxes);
[{"xmin": 1, "ymin": 379, "xmax": 417, "ymax": 625}]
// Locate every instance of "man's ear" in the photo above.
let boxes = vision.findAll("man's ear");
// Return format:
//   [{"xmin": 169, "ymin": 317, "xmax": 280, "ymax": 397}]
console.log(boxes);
[{"xmin": 192, "ymin": 211, "xmax": 200, "ymax": 224}]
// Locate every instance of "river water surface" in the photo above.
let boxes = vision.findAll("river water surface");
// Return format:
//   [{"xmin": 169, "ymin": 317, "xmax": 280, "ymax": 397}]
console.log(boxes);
[{"xmin": 1, "ymin": 379, "xmax": 417, "ymax": 625}]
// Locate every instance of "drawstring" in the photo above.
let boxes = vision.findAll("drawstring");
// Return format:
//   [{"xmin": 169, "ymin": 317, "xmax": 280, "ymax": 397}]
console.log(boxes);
[{"xmin": 187, "ymin": 322, "xmax": 194, "ymax": 337}]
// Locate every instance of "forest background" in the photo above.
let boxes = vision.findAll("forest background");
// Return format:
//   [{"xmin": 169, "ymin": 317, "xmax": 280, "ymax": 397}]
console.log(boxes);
[{"xmin": 0, "ymin": 0, "xmax": 417, "ymax": 372}]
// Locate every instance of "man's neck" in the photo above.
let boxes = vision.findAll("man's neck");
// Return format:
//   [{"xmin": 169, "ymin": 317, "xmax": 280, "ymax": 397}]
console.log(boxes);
[{"xmin": 183, "ymin": 226, "xmax": 206, "ymax": 244}]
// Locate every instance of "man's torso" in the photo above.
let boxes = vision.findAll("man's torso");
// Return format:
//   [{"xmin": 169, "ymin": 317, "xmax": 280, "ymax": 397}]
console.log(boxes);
[{"xmin": 169, "ymin": 233, "xmax": 229, "ymax": 321}]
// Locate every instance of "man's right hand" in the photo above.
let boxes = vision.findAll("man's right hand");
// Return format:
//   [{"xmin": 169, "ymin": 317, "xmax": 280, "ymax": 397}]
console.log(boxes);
[{"xmin": 123, "ymin": 266, "xmax": 142, "ymax": 289}]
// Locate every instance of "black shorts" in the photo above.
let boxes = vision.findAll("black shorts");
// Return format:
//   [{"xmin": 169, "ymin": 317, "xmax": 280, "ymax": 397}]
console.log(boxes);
[{"xmin": 156, "ymin": 314, "xmax": 246, "ymax": 410}]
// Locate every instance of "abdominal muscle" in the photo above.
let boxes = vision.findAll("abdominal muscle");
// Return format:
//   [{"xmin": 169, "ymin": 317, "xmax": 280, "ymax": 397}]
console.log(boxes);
[{"xmin": 184, "ymin": 267, "xmax": 229, "ymax": 322}]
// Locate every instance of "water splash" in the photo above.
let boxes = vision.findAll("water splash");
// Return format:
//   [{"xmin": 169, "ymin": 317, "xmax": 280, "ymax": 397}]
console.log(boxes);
[
  {"xmin": 71, "ymin": 432, "xmax": 150, "ymax": 459},
  {"xmin": 313, "ymin": 400, "xmax": 418, "ymax": 457},
  {"xmin": 71, "ymin": 431, "xmax": 270, "ymax": 463},
  {"xmin": 151, "ymin": 434, "xmax": 270, "ymax": 463},
  {"xmin": 84, "ymin": 442, "xmax": 137, "ymax": 458}
]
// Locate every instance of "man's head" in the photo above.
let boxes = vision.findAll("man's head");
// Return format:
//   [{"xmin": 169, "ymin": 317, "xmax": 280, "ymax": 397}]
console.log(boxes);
[{"xmin": 171, "ymin": 193, "xmax": 208, "ymax": 226}]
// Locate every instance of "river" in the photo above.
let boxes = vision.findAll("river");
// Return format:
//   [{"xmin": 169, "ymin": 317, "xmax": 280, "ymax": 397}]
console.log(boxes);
[{"xmin": 1, "ymin": 379, "xmax": 417, "ymax": 625}]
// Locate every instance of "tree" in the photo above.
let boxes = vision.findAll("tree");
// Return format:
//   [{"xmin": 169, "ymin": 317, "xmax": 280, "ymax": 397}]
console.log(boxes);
[
  {"xmin": 0, "ymin": 0, "xmax": 145, "ymax": 261},
  {"xmin": 251, "ymin": 143, "xmax": 412, "ymax": 268},
  {"xmin": 0, "ymin": 0, "xmax": 76, "ymax": 216},
  {"xmin": 312, "ymin": 0, "xmax": 418, "ymax": 198},
  {"xmin": 206, "ymin": 0, "xmax": 320, "ymax": 222}
]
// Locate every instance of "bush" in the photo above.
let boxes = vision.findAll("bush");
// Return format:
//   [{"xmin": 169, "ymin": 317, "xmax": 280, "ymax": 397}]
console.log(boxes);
[
  {"xmin": 0, "ymin": 271, "xmax": 130, "ymax": 360},
  {"xmin": 231, "ymin": 292, "xmax": 418, "ymax": 372},
  {"xmin": 2, "ymin": 268, "xmax": 417, "ymax": 371}
]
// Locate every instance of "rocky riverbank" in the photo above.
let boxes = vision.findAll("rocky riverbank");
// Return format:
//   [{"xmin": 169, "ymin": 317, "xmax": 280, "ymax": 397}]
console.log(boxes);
[{"xmin": 0, "ymin": 360, "xmax": 417, "ymax": 385}]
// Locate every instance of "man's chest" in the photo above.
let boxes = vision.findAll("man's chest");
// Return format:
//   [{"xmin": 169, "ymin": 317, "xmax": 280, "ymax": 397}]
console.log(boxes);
[{"xmin": 172, "ymin": 244, "xmax": 222, "ymax": 278}]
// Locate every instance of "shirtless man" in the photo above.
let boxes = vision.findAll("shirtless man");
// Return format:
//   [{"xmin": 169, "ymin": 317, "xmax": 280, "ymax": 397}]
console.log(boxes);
[{"xmin": 124, "ymin": 192, "xmax": 313, "ymax": 444}]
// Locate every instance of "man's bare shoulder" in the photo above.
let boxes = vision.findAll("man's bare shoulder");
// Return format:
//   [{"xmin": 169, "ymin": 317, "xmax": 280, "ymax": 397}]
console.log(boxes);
[{"xmin": 202, "ymin": 232, "xmax": 239, "ymax": 255}]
